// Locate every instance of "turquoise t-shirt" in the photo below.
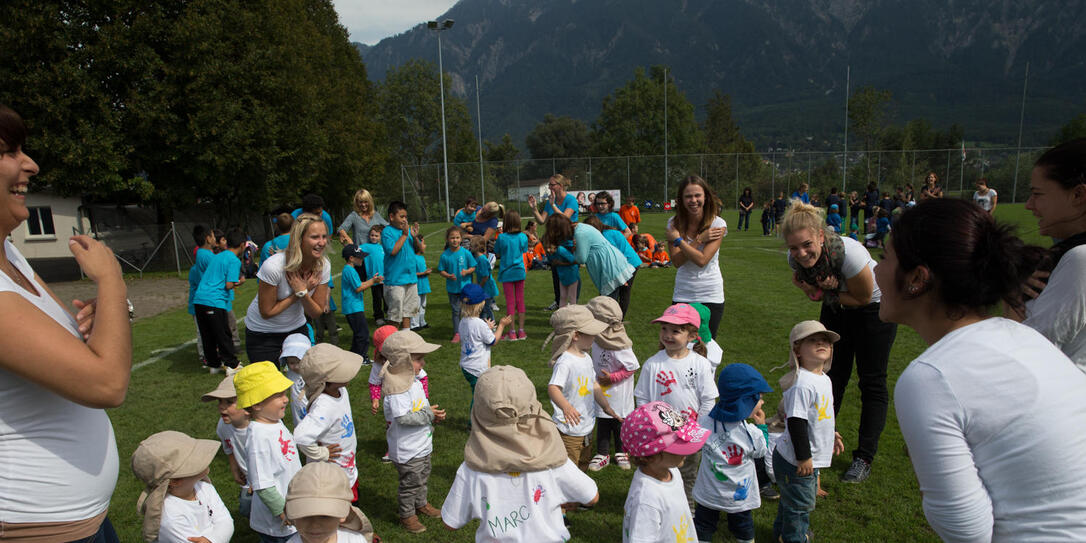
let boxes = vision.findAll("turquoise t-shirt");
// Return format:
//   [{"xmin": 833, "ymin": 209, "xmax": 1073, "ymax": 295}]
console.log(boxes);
[
  {"xmin": 494, "ymin": 232, "xmax": 528, "ymax": 283},
  {"xmin": 603, "ymin": 229, "xmax": 642, "ymax": 269},
  {"xmin": 596, "ymin": 211, "xmax": 628, "ymax": 232},
  {"xmin": 340, "ymin": 264, "xmax": 366, "ymax": 315},
  {"xmin": 192, "ymin": 250, "xmax": 241, "ymax": 310},
  {"xmin": 474, "ymin": 253, "xmax": 500, "ymax": 299},
  {"xmin": 290, "ymin": 208, "xmax": 335, "ymax": 237},
  {"xmin": 553, "ymin": 243, "xmax": 580, "ymax": 286},
  {"xmin": 438, "ymin": 247, "xmax": 475, "ymax": 294},
  {"xmin": 187, "ymin": 248, "xmax": 215, "ymax": 315},
  {"xmin": 260, "ymin": 234, "xmax": 290, "ymax": 264},
  {"xmin": 453, "ymin": 208, "xmax": 475, "ymax": 226},
  {"xmin": 415, "ymin": 254, "xmax": 432, "ymax": 295},
  {"xmin": 381, "ymin": 225, "xmax": 418, "ymax": 286},
  {"xmin": 545, "ymin": 193, "xmax": 579, "ymax": 223},
  {"xmin": 360, "ymin": 242, "xmax": 384, "ymax": 279}
]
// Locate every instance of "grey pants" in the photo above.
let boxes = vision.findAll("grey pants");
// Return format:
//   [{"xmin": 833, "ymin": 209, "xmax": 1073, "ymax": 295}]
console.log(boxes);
[
  {"xmin": 393, "ymin": 454, "xmax": 432, "ymax": 518},
  {"xmin": 227, "ymin": 309, "xmax": 241, "ymax": 352},
  {"xmin": 680, "ymin": 451, "xmax": 701, "ymax": 509}
]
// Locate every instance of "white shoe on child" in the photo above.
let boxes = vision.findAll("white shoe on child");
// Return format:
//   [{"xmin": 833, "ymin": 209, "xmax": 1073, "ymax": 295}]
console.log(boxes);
[
  {"xmin": 588, "ymin": 454, "xmax": 610, "ymax": 472},
  {"xmin": 615, "ymin": 452, "xmax": 632, "ymax": 470}
]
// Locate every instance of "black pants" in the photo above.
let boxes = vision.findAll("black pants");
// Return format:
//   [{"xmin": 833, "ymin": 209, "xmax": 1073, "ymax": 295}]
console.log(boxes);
[
  {"xmin": 614, "ymin": 269, "xmax": 637, "ymax": 318},
  {"xmin": 371, "ymin": 283, "xmax": 386, "ymax": 322},
  {"xmin": 596, "ymin": 417, "xmax": 623, "ymax": 456},
  {"xmin": 345, "ymin": 311, "xmax": 370, "ymax": 359},
  {"xmin": 195, "ymin": 304, "xmax": 238, "ymax": 368},
  {"xmin": 675, "ymin": 300, "xmax": 724, "ymax": 340},
  {"xmin": 694, "ymin": 505, "xmax": 753, "ymax": 542},
  {"xmin": 820, "ymin": 302, "xmax": 897, "ymax": 463},
  {"xmin": 550, "ymin": 266, "xmax": 561, "ymax": 305},
  {"xmin": 245, "ymin": 324, "xmax": 310, "ymax": 367}
]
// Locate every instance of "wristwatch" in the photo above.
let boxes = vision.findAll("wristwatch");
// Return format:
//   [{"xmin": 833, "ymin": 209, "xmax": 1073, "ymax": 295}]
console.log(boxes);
[
  {"xmin": 672, "ymin": 238, "xmax": 683, "ymax": 247},
  {"xmin": 294, "ymin": 288, "xmax": 308, "ymax": 298}
]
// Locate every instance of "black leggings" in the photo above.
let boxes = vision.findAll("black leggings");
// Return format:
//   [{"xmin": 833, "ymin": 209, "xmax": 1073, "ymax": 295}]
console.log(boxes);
[
  {"xmin": 245, "ymin": 324, "xmax": 311, "ymax": 367},
  {"xmin": 596, "ymin": 417, "xmax": 623, "ymax": 456}
]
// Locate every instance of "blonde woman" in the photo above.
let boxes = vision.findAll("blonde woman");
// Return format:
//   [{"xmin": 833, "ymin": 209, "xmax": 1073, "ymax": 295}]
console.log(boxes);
[
  {"xmin": 529, "ymin": 174, "xmax": 579, "ymax": 309},
  {"xmin": 244, "ymin": 213, "xmax": 331, "ymax": 363},
  {"xmin": 336, "ymin": 188, "xmax": 388, "ymax": 246},
  {"xmin": 467, "ymin": 201, "xmax": 504, "ymax": 242}
]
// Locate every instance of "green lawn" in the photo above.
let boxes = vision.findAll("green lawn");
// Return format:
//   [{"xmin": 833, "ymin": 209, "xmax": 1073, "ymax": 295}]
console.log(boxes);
[{"xmin": 106, "ymin": 204, "xmax": 1043, "ymax": 542}]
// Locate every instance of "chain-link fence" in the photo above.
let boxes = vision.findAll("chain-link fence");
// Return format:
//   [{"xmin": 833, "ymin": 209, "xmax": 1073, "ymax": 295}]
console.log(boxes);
[{"xmin": 403, "ymin": 146, "xmax": 1047, "ymax": 215}]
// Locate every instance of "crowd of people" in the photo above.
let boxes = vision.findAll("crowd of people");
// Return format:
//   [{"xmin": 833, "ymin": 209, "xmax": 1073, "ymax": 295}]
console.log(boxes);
[{"xmin": 3, "ymin": 97, "xmax": 1086, "ymax": 543}]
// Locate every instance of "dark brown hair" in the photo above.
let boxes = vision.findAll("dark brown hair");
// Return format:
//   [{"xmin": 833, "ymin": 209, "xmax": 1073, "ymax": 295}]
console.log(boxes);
[
  {"xmin": 541, "ymin": 212, "xmax": 574, "ymax": 252},
  {"xmin": 673, "ymin": 175, "xmax": 722, "ymax": 237},
  {"xmin": 0, "ymin": 105, "xmax": 28, "ymax": 153},
  {"xmin": 1034, "ymin": 138, "xmax": 1086, "ymax": 190},
  {"xmin": 503, "ymin": 210, "xmax": 522, "ymax": 234}
]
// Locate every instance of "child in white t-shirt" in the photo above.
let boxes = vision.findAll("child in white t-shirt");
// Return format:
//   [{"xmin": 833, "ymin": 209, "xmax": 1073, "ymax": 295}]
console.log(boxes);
[
  {"xmin": 294, "ymin": 344, "xmax": 364, "ymax": 499},
  {"xmin": 620, "ymin": 401, "xmax": 710, "ymax": 543},
  {"xmin": 545, "ymin": 305, "xmax": 621, "ymax": 471},
  {"xmin": 201, "ymin": 375, "xmax": 252, "ymax": 517},
  {"xmin": 380, "ymin": 330, "xmax": 448, "ymax": 533},
  {"xmin": 458, "ymin": 283, "xmax": 513, "ymax": 413},
  {"xmin": 284, "ymin": 462, "xmax": 378, "ymax": 543},
  {"xmin": 234, "ymin": 361, "xmax": 303, "ymax": 540},
  {"xmin": 132, "ymin": 430, "xmax": 233, "ymax": 543},
  {"xmin": 773, "ymin": 321, "xmax": 845, "ymax": 543},
  {"xmin": 586, "ymin": 296, "xmax": 640, "ymax": 472},
  {"xmin": 692, "ymin": 363, "xmax": 773, "ymax": 543},
  {"xmin": 633, "ymin": 303, "xmax": 719, "ymax": 507},
  {"xmin": 442, "ymin": 365, "xmax": 600, "ymax": 542},
  {"xmin": 280, "ymin": 333, "xmax": 312, "ymax": 426}
]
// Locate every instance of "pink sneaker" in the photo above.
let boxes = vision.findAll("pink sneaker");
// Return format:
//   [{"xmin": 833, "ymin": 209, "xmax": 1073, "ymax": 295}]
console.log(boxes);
[
  {"xmin": 451, "ymin": 333, "xmax": 460, "ymax": 344},
  {"xmin": 504, "ymin": 331, "xmax": 517, "ymax": 341},
  {"xmin": 517, "ymin": 329, "xmax": 527, "ymax": 340}
]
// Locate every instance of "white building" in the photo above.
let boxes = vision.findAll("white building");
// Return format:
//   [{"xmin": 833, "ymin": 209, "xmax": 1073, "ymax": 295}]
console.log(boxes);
[{"xmin": 8, "ymin": 191, "xmax": 89, "ymax": 281}]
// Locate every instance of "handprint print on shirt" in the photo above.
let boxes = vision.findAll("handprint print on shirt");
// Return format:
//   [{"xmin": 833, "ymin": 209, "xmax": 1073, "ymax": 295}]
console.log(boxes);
[
  {"xmin": 340, "ymin": 451, "xmax": 356, "ymax": 470},
  {"xmin": 672, "ymin": 514, "xmax": 694, "ymax": 543},
  {"xmin": 725, "ymin": 444, "xmax": 744, "ymax": 466},
  {"xmin": 339, "ymin": 414, "xmax": 355, "ymax": 439},
  {"xmin": 817, "ymin": 395, "xmax": 832, "ymax": 421},
  {"xmin": 733, "ymin": 477, "xmax": 752, "ymax": 501},
  {"xmin": 411, "ymin": 399, "xmax": 425, "ymax": 413},
  {"xmin": 600, "ymin": 382, "xmax": 613, "ymax": 398},
  {"xmin": 278, "ymin": 430, "xmax": 296, "ymax": 461},
  {"xmin": 710, "ymin": 462, "xmax": 729, "ymax": 482},
  {"xmin": 655, "ymin": 370, "xmax": 677, "ymax": 396},
  {"xmin": 577, "ymin": 376, "xmax": 591, "ymax": 397}
]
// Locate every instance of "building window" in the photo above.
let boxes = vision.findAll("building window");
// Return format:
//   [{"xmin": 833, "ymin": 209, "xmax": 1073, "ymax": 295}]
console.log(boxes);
[{"xmin": 27, "ymin": 207, "xmax": 56, "ymax": 237}]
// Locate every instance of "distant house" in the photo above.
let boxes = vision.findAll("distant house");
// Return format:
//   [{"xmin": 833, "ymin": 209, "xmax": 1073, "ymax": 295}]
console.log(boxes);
[{"xmin": 8, "ymin": 191, "xmax": 90, "ymax": 281}]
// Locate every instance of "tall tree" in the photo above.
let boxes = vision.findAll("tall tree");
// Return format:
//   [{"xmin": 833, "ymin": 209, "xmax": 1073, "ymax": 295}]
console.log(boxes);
[
  {"xmin": 592, "ymin": 66, "xmax": 703, "ymax": 157},
  {"xmin": 1052, "ymin": 113, "xmax": 1086, "ymax": 145},
  {"xmin": 848, "ymin": 86, "xmax": 893, "ymax": 154},
  {"xmin": 525, "ymin": 114, "xmax": 591, "ymax": 159},
  {"xmin": 702, "ymin": 90, "xmax": 763, "ymax": 198}
]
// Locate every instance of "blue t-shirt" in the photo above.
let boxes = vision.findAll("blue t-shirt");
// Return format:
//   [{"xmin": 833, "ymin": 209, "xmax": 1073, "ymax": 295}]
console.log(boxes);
[
  {"xmin": 360, "ymin": 242, "xmax": 384, "ymax": 279},
  {"xmin": 340, "ymin": 264, "xmax": 366, "ymax": 315},
  {"xmin": 260, "ymin": 234, "xmax": 290, "ymax": 264},
  {"xmin": 552, "ymin": 243, "xmax": 580, "ymax": 286},
  {"xmin": 187, "ymin": 248, "xmax": 215, "ymax": 315},
  {"xmin": 326, "ymin": 276, "xmax": 336, "ymax": 312},
  {"xmin": 470, "ymin": 217, "xmax": 499, "ymax": 237},
  {"xmin": 438, "ymin": 247, "xmax": 475, "ymax": 294},
  {"xmin": 381, "ymin": 225, "xmax": 418, "ymax": 286},
  {"xmin": 826, "ymin": 213, "xmax": 843, "ymax": 232},
  {"xmin": 877, "ymin": 217, "xmax": 890, "ymax": 234},
  {"xmin": 545, "ymin": 193, "xmax": 579, "ymax": 223},
  {"xmin": 596, "ymin": 212, "xmax": 628, "ymax": 232},
  {"xmin": 474, "ymin": 253, "xmax": 500, "ymax": 299},
  {"xmin": 453, "ymin": 208, "xmax": 475, "ymax": 226},
  {"xmin": 192, "ymin": 250, "xmax": 240, "ymax": 310},
  {"xmin": 291, "ymin": 208, "xmax": 335, "ymax": 237},
  {"xmin": 790, "ymin": 191, "xmax": 810, "ymax": 204},
  {"xmin": 415, "ymin": 254, "xmax": 432, "ymax": 296},
  {"xmin": 493, "ymin": 232, "xmax": 528, "ymax": 283},
  {"xmin": 603, "ymin": 229, "xmax": 641, "ymax": 269}
]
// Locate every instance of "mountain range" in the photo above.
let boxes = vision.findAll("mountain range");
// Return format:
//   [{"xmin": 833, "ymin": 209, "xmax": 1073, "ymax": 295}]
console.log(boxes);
[{"xmin": 358, "ymin": 0, "xmax": 1086, "ymax": 151}]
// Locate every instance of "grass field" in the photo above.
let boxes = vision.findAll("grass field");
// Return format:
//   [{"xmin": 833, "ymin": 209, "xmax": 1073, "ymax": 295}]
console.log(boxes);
[{"xmin": 105, "ymin": 203, "xmax": 1046, "ymax": 542}]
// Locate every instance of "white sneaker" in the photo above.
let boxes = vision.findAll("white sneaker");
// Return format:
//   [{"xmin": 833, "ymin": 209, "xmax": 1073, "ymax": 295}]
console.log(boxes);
[
  {"xmin": 225, "ymin": 364, "xmax": 242, "ymax": 377},
  {"xmin": 615, "ymin": 452, "xmax": 632, "ymax": 470},
  {"xmin": 208, "ymin": 366, "xmax": 222, "ymax": 375},
  {"xmin": 588, "ymin": 454, "xmax": 610, "ymax": 472}
]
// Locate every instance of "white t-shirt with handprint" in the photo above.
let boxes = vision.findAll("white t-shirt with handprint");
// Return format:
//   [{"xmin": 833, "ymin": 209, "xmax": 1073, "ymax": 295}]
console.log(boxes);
[
  {"xmin": 384, "ymin": 380, "xmax": 433, "ymax": 463},
  {"xmin": 246, "ymin": 420, "xmax": 300, "ymax": 537},
  {"xmin": 622, "ymin": 467, "xmax": 695, "ymax": 543},
  {"xmin": 292, "ymin": 388, "xmax": 358, "ymax": 486},
  {"xmin": 633, "ymin": 350, "xmax": 719, "ymax": 421},
  {"xmin": 775, "ymin": 368, "xmax": 835, "ymax": 468},
  {"xmin": 591, "ymin": 345, "xmax": 640, "ymax": 419},
  {"xmin": 549, "ymin": 352, "xmax": 597, "ymax": 437},
  {"xmin": 692, "ymin": 417, "xmax": 769, "ymax": 513}
]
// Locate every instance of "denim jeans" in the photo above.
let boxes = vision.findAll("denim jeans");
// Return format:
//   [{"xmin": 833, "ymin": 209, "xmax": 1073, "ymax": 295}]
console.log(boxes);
[
  {"xmin": 772, "ymin": 449, "xmax": 817, "ymax": 543},
  {"xmin": 448, "ymin": 292, "xmax": 463, "ymax": 335},
  {"xmin": 345, "ymin": 311, "xmax": 370, "ymax": 358},
  {"xmin": 738, "ymin": 210, "xmax": 751, "ymax": 230},
  {"xmin": 66, "ymin": 518, "xmax": 119, "ymax": 543},
  {"xmin": 239, "ymin": 486, "xmax": 253, "ymax": 518},
  {"xmin": 693, "ymin": 504, "xmax": 754, "ymax": 542}
]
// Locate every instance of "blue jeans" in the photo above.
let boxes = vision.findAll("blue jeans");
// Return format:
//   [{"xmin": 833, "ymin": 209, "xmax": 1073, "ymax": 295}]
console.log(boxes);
[
  {"xmin": 67, "ymin": 518, "xmax": 119, "ymax": 543},
  {"xmin": 448, "ymin": 292, "xmax": 462, "ymax": 335},
  {"xmin": 693, "ymin": 504, "xmax": 754, "ymax": 541},
  {"xmin": 772, "ymin": 449, "xmax": 818, "ymax": 543},
  {"xmin": 239, "ymin": 486, "xmax": 253, "ymax": 518},
  {"xmin": 738, "ymin": 210, "xmax": 751, "ymax": 230},
  {"xmin": 481, "ymin": 297, "xmax": 494, "ymax": 322}
]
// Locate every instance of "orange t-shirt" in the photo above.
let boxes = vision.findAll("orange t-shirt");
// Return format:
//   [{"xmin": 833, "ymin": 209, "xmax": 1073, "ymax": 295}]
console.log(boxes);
[
  {"xmin": 653, "ymin": 249, "xmax": 670, "ymax": 264},
  {"xmin": 619, "ymin": 204, "xmax": 641, "ymax": 226}
]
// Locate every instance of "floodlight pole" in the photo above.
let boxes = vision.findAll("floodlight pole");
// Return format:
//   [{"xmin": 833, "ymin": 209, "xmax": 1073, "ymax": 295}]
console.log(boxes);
[
  {"xmin": 428, "ymin": 19, "xmax": 455, "ymax": 221},
  {"xmin": 476, "ymin": 74, "xmax": 485, "ymax": 201}
]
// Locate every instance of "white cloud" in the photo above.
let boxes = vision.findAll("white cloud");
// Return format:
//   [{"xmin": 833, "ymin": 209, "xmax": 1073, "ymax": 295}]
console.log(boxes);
[{"xmin": 333, "ymin": 0, "xmax": 459, "ymax": 44}]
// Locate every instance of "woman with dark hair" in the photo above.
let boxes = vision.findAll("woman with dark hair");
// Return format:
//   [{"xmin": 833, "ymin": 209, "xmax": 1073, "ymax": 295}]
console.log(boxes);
[
  {"xmin": 583, "ymin": 215, "xmax": 641, "ymax": 317},
  {"xmin": 529, "ymin": 174, "xmax": 579, "ymax": 310},
  {"xmin": 919, "ymin": 171, "xmax": 943, "ymax": 200},
  {"xmin": 667, "ymin": 175, "xmax": 728, "ymax": 338},
  {"xmin": 541, "ymin": 213, "xmax": 633, "ymax": 299},
  {"xmin": 737, "ymin": 187, "xmax": 754, "ymax": 231},
  {"xmin": 592, "ymin": 191, "xmax": 630, "ymax": 235},
  {"xmin": 878, "ymin": 198, "xmax": 1086, "ymax": 541},
  {"xmin": 862, "ymin": 182, "xmax": 880, "ymax": 233},
  {"xmin": 781, "ymin": 198, "xmax": 896, "ymax": 483},
  {"xmin": 0, "ymin": 105, "xmax": 131, "ymax": 542},
  {"xmin": 1017, "ymin": 138, "xmax": 1086, "ymax": 371}
]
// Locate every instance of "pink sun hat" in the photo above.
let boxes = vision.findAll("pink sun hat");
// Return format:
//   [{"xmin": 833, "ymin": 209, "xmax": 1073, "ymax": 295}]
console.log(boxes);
[
  {"xmin": 621, "ymin": 401, "xmax": 710, "ymax": 457},
  {"xmin": 651, "ymin": 303, "xmax": 701, "ymax": 328}
]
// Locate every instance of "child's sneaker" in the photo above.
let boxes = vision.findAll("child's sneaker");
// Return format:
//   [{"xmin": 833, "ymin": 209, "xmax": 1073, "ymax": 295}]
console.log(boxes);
[
  {"xmin": 760, "ymin": 483, "xmax": 780, "ymax": 500},
  {"xmin": 400, "ymin": 514, "xmax": 426, "ymax": 533},
  {"xmin": 588, "ymin": 454, "xmax": 610, "ymax": 472},
  {"xmin": 517, "ymin": 329, "xmax": 527, "ymax": 340},
  {"xmin": 504, "ymin": 331, "xmax": 517, "ymax": 341},
  {"xmin": 614, "ymin": 452, "xmax": 632, "ymax": 470},
  {"xmin": 208, "ymin": 365, "xmax": 222, "ymax": 375},
  {"xmin": 225, "ymin": 363, "xmax": 242, "ymax": 377},
  {"xmin": 451, "ymin": 333, "xmax": 460, "ymax": 344},
  {"xmin": 381, "ymin": 452, "xmax": 391, "ymax": 463}
]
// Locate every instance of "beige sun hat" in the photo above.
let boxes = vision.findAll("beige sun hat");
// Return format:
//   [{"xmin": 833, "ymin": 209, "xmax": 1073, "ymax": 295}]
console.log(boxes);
[
  {"xmin": 200, "ymin": 375, "xmax": 237, "ymax": 403},
  {"xmin": 132, "ymin": 431, "xmax": 220, "ymax": 542},
  {"xmin": 464, "ymin": 365, "xmax": 567, "ymax": 473},
  {"xmin": 285, "ymin": 462, "xmax": 374, "ymax": 538},
  {"xmin": 299, "ymin": 343, "xmax": 364, "ymax": 405},
  {"xmin": 541, "ymin": 305, "xmax": 608, "ymax": 365},
  {"xmin": 586, "ymin": 296, "xmax": 632, "ymax": 351},
  {"xmin": 380, "ymin": 330, "xmax": 441, "ymax": 395}
]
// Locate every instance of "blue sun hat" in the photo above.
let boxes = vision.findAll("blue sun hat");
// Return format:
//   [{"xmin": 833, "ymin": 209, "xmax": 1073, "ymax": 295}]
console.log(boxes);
[{"xmin": 709, "ymin": 363, "xmax": 773, "ymax": 423}]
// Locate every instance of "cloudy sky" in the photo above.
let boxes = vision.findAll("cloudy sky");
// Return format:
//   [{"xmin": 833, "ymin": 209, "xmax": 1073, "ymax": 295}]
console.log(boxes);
[{"xmin": 333, "ymin": 0, "xmax": 460, "ymax": 44}]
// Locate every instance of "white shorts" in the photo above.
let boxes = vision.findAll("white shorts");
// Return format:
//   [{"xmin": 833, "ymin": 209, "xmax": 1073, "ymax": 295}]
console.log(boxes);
[{"xmin": 385, "ymin": 284, "xmax": 420, "ymax": 322}]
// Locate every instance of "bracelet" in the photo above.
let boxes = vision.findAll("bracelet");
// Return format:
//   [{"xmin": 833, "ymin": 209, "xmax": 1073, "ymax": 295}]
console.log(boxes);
[{"xmin": 672, "ymin": 238, "xmax": 683, "ymax": 247}]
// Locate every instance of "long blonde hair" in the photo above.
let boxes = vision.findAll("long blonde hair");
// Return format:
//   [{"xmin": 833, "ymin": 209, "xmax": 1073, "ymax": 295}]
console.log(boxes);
[
  {"xmin": 780, "ymin": 199, "xmax": 826, "ymax": 239},
  {"xmin": 284, "ymin": 213, "xmax": 328, "ymax": 273},
  {"xmin": 478, "ymin": 201, "xmax": 505, "ymax": 221},
  {"xmin": 353, "ymin": 189, "xmax": 375, "ymax": 215}
]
